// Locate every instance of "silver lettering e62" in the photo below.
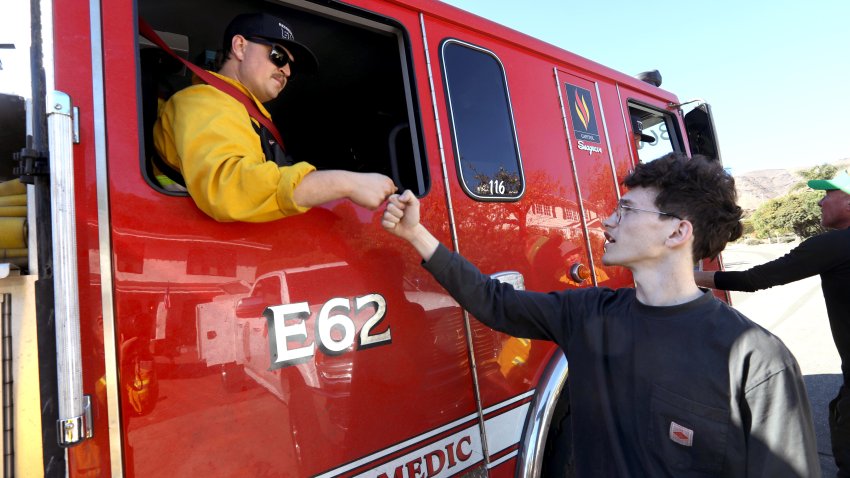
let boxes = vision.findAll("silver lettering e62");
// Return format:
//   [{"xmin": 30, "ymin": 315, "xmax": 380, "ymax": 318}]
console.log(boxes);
[{"xmin": 264, "ymin": 294, "xmax": 390, "ymax": 369}]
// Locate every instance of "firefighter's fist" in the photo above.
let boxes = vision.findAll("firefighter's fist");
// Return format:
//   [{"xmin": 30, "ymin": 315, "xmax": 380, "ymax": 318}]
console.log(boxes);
[{"xmin": 349, "ymin": 173, "xmax": 397, "ymax": 210}]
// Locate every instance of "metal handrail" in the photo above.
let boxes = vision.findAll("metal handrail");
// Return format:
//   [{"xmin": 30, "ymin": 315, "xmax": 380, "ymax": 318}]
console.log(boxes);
[
  {"xmin": 47, "ymin": 91, "xmax": 90, "ymax": 446},
  {"xmin": 517, "ymin": 352, "xmax": 568, "ymax": 477}
]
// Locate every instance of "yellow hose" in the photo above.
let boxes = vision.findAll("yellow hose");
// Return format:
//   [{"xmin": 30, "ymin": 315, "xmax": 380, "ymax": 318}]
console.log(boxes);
[
  {"xmin": 0, "ymin": 195, "xmax": 26, "ymax": 207},
  {"xmin": 0, "ymin": 206, "xmax": 27, "ymax": 217},
  {"xmin": 0, "ymin": 248, "xmax": 27, "ymax": 258},
  {"xmin": 0, "ymin": 179, "xmax": 26, "ymax": 197},
  {"xmin": 0, "ymin": 217, "xmax": 27, "ymax": 249}
]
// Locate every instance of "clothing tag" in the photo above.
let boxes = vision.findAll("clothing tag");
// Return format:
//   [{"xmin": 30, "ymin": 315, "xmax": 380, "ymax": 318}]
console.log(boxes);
[{"xmin": 669, "ymin": 421, "xmax": 694, "ymax": 447}]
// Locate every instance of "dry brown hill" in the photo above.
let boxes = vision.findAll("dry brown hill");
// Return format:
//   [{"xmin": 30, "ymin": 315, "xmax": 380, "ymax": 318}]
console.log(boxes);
[{"xmin": 734, "ymin": 158, "xmax": 850, "ymax": 212}]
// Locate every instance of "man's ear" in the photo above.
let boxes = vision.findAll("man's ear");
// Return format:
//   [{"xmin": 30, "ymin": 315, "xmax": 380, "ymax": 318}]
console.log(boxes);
[
  {"xmin": 665, "ymin": 219, "xmax": 693, "ymax": 250},
  {"xmin": 230, "ymin": 35, "xmax": 247, "ymax": 61}
]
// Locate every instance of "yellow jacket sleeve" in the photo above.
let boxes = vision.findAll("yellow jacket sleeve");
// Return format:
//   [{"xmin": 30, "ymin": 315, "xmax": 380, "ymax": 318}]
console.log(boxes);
[{"xmin": 153, "ymin": 84, "xmax": 316, "ymax": 222}]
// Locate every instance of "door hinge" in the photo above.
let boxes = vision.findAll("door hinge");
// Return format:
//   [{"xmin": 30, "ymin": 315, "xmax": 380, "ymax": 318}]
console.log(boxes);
[
  {"xmin": 13, "ymin": 92, "xmax": 80, "ymax": 185},
  {"xmin": 13, "ymin": 136, "xmax": 49, "ymax": 185}
]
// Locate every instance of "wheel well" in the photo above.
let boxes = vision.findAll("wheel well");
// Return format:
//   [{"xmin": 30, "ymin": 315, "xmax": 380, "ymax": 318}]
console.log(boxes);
[{"xmin": 515, "ymin": 351, "xmax": 568, "ymax": 477}]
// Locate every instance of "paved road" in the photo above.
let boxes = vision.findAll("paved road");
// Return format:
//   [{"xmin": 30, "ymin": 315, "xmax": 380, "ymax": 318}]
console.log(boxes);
[{"xmin": 721, "ymin": 241, "xmax": 841, "ymax": 477}]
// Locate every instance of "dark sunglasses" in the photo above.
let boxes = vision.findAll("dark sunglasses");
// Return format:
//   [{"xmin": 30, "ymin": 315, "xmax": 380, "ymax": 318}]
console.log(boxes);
[{"xmin": 247, "ymin": 37, "xmax": 293, "ymax": 71}]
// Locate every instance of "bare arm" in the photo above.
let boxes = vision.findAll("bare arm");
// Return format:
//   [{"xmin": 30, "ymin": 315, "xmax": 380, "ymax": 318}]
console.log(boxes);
[
  {"xmin": 293, "ymin": 170, "xmax": 397, "ymax": 210},
  {"xmin": 693, "ymin": 270, "xmax": 717, "ymax": 289},
  {"xmin": 381, "ymin": 190, "xmax": 440, "ymax": 261}
]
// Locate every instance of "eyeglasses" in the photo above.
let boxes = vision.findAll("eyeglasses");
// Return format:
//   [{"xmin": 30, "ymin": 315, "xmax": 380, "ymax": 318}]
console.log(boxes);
[
  {"xmin": 613, "ymin": 200, "xmax": 680, "ymax": 224},
  {"xmin": 247, "ymin": 37, "xmax": 292, "ymax": 71}
]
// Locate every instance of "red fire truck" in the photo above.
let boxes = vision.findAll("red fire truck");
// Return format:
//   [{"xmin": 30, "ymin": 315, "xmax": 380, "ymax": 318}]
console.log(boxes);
[{"xmin": 1, "ymin": 0, "xmax": 725, "ymax": 476}]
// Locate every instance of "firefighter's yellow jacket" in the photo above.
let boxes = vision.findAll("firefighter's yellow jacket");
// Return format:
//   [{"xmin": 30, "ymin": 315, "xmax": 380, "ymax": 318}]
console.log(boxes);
[{"xmin": 153, "ymin": 71, "xmax": 315, "ymax": 222}]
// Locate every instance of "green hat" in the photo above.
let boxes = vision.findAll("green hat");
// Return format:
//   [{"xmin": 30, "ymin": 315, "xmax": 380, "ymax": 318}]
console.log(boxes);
[{"xmin": 808, "ymin": 170, "xmax": 850, "ymax": 195}]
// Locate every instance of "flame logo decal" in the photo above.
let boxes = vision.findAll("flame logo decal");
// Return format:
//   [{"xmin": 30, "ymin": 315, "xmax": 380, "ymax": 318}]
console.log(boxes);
[{"xmin": 574, "ymin": 91, "xmax": 590, "ymax": 130}]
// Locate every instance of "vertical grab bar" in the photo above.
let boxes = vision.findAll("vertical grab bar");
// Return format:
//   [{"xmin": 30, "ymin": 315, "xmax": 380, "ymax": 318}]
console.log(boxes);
[{"xmin": 47, "ymin": 91, "xmax": 91, "ymax": 446}]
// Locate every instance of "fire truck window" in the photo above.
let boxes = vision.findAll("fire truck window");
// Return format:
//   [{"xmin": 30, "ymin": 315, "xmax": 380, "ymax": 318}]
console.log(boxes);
[
  {"xmin": 441, "ymin": 40, "xmax": 524, "ymax": 201},
  {"xmin": 137, "ymin": 0, "xmax": 429, "ymax": 197},
  {"xmin": 629, "ymin": 106, "xmax": 681, "ymax": 163}
]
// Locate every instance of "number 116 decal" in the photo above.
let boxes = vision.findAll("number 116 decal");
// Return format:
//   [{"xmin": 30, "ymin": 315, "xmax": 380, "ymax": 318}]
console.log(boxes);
[{"xmin": 263, "ymin": 294, "xmax": 390, "ymax": 369}]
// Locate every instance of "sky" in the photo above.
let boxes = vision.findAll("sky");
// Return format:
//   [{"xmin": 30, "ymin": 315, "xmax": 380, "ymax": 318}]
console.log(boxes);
[
  {"xmin": 0, "ymin": 0, "xmax": 31, "ymax": 99},
  {"xmin": 440, "ymin": 0, "xmax": 850, "ymax": 174},
  {"xmin": 1, "ymin": 0, "xmax": 848, "ymax": 174}
]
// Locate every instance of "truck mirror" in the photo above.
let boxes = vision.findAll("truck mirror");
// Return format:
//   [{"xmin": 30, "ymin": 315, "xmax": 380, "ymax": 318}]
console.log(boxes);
[
  {"xmin": 684, "ymin": 103, "xmax": 722, "ymax": 162},
  {"xmin": 235, "ymin": 297, "xmax": 267, "ymax": 318}
]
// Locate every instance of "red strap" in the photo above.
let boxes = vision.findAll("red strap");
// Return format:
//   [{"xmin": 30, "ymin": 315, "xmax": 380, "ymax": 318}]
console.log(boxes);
[{"xmin": 138, "ymin": 18, "xmax": 286, "ymax": 150}]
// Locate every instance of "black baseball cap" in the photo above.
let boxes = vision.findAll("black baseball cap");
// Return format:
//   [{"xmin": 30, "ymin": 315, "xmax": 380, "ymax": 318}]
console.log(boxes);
[
  {"xmin": 631, "ymin": 116, "xmax": 655, "ymax": 144},
  {"xmin": 223, "ymin": 12, "xmax": 318, "ymax": 74}
]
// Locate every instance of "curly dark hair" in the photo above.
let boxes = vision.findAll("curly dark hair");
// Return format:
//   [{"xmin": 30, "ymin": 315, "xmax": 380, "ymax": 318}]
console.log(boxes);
[{"xmin": 624, "ymin": 153, "xmax": 743, "ymax": 260}]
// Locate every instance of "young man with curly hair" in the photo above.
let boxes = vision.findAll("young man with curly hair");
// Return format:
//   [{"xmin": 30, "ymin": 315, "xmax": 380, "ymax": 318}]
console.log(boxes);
[{"xmin": 382, "ymin": 153, "xmax": 819, "ymax": 477}]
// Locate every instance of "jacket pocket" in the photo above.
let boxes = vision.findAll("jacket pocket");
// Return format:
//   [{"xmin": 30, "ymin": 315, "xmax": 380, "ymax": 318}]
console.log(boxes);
[{"xmin": 648, "ymin": 384, "xmax": 729, "ymax": 473}]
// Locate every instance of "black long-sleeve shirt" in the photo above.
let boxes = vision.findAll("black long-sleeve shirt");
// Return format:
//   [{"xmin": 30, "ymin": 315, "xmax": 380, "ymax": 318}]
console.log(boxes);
[
  {"xmin": 715, "ymin": 227, "xmax": 850, "ymax": 385},
  {"xmin": 424, "ymin": 244, "xmax": 820, "ymax": 477}
]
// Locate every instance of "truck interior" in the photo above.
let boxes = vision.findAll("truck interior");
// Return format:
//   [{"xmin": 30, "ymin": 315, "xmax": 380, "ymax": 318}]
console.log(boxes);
[
  {"xmin": 628, "ymin": 103, "xmax": 683, "ymax": 163},
  {"xmin": 136, "ymin": 0, "xmax": 429, "ymax": 197}
]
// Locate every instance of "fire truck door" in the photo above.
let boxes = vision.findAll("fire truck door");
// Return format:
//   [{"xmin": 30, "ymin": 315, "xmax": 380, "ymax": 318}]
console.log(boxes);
[
  {"xmin": 555, "ymin": 70, "xmax": 632, "ymax": 289},
  {"xmin": 425, "ymin": 18, "xmax": 605, "ymax": 471},
  {"xmin": 86, "ymin": 1, "xmax": 484, "ymax": 477}
]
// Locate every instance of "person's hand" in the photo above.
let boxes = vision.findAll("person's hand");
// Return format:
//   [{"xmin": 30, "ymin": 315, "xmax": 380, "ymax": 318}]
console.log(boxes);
[
  {"xmin": 348, "ymin": 173, "xmax": 397, "ymax": 210},
  {"xmin": 382, "ymin": 190, "xmax": 420, "ymax": 240},
  {"xmin": 382, "ymin": 190, "xmax": 439, "ymax": 260}
]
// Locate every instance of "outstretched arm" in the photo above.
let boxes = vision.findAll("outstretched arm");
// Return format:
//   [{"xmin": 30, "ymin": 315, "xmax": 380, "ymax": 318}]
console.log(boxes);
[
  {"xmin": 294, "ymin": 170, "xmax": 397, "ymax": 210},
  {"xmin": 381, "ymin": 190, "xmax": 440, "ymax": 261},
  {"xmin": 693, "ymin": 270, "xmax": 717, "ymax": 289},
  {"xmin": 382, "ymin": 190, "xmax": 578, "ymax": 342}
]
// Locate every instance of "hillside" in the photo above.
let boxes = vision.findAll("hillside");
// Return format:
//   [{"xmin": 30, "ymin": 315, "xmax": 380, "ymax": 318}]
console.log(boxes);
[{"xmin": 734, "ymin": 158, "xmax": 850, "ymax": 212}]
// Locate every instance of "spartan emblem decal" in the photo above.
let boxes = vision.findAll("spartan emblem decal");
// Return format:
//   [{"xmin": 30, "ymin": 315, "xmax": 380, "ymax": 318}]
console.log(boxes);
[
  {"xmin": 565, "ymin": 83, "xmax": 601, "ymax": 144},
  {"xmin": 278, "ymin": 22, "xmax": 294, "ymax": 41}
]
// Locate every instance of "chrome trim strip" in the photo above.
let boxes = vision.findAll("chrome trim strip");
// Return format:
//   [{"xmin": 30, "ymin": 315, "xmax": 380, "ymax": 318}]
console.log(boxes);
[
  {"xmin": 420, "ymin": 12, "xmax": 490, "ymax": 464},
  {"xmin": 89, "ymin": 0, "xmax": 124, "ymax": 473},
  {"xmin": 616, "ymin": 85, "xmax": 635, "ymax": 169},
  {"xmin": 47, "ymin": 91, "xmax": 89, "ymax": 447},
  {"xmin": 72, "ymin": 106, "xmax": 80, "ymax": 144},
  {"xmin": 516, "ymin": 352, "xmax": 568, "ymax": 478},
  {"xmin": 419, "ymin": 13, "xmax": 459, "ymax": 252},
  {"xmin": 553, "ymin": 68, "xmax": 597, "ymax": 286},
  {"xmin": 594, "ymin": 82, "xmax": 621, "ymax": 201},
  {"xmin": 25, "ymin": 99, "xmax": 38, "ymax": 274}
]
